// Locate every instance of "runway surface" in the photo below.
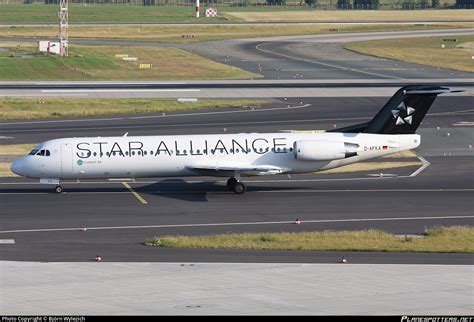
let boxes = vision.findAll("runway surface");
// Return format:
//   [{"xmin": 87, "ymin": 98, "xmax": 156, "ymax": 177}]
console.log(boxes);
[
  {"xmin": 1, "ymin": 29, "xmax": 473, "ymax": 263},
  {"xmin": 0, "ymin": 96, "xmax": 473, "ymax": 263}
]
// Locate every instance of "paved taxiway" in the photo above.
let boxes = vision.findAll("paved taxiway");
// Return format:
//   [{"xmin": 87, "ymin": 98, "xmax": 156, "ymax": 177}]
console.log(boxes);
[
  {"xmin": 0, "ymin": 96, "xmax": 472, "ymax": 263},
  {"xmin": 2, "ymin": 29, "xmax": 474, "ymax": 85}
]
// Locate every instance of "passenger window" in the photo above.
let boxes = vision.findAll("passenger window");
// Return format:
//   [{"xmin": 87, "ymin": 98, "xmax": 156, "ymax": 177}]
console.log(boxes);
[{"xmin": 93, "ymin": 152, "xmax": 97, "ymax": 157}]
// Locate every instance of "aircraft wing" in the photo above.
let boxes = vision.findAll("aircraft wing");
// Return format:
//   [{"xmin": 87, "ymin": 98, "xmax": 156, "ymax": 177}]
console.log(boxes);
[{"xmin": 188, "ymin": 164, "xmax": 289, "ymax": 175}]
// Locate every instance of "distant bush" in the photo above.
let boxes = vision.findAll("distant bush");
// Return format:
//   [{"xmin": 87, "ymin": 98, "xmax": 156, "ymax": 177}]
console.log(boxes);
[
  {"xmin": 266, "ymin": 0, "xmax": 287, "ymax": 4},
  {"xmin": 456, "ymin": 0, "xmax": 474, "ymax": 7},
  {"xmin": 353, "ymin": 0, "xmax": 379, "ymax": 9},
  {"xmin": 337, "ymin": 0, "xmax": 352, "ymax": 8},
  {"xmin": 432, "ymin": 0, "xmax": 440, "ymax": 7}
]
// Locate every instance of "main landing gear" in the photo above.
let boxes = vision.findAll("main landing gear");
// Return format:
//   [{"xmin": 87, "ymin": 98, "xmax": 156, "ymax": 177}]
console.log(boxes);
[
  {"xmin": 227, "ymin": 177, "xmax": 246, "ymax": 194},
  {"xmin": 55, "ymin": 185, "xmax": 63, "ymax": 194}
]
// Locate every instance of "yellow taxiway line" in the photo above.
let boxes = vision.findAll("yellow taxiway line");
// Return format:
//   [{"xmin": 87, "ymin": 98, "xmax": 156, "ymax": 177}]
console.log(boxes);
[{"xmin": 122, "ymin": 182, "xmax": 148, "ymax": 204}]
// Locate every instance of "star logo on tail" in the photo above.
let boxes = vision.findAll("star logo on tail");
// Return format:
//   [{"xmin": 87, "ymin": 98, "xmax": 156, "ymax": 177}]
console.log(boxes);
[{"xmin": 392, "ymin": 101, "xmax": 415, "ymax": 126}]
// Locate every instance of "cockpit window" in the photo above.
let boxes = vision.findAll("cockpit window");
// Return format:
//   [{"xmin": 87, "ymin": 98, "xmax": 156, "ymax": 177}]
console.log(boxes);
[{"xmin": 29, "ymin": 149, "xmax": 51, "ymax": 157}]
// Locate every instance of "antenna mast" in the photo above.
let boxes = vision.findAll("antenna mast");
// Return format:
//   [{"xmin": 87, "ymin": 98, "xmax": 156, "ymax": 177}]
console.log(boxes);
[{"xmin": 59, "ymin": 0, "xmax": 68, "ymax": 57}]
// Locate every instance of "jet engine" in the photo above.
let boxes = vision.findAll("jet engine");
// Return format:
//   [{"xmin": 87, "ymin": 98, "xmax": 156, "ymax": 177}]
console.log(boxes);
[{"xmin": 293, "ymin": 140, "xmax": 358, "ymax": 161}]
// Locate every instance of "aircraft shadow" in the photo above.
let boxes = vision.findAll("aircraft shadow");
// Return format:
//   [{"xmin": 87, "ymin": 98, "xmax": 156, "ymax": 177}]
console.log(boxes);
[{"xmin": 136, "ymin": 179, "xmax": 304, "ymax": 202}]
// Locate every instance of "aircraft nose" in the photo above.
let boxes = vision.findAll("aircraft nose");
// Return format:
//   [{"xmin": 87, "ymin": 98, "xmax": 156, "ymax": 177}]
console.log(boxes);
[{"xmin": 11, "ymin": 157, "xmax": 25, "ymax": 177}]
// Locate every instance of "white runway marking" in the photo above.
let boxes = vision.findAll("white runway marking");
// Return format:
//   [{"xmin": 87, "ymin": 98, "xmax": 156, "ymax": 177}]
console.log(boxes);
[
  {"xmin": 0, "ymin": 239, "xmax": 15, "ymax": 244},
  {"xmin": 2, "ymin": 94, "xmax": 88, "ymax": 97},
  {"xmin": 453, "ymin": 121, "xmax": 474, "ymax": 126},
  {"xmin": 0, "ymin": 215, "xmax": 472, "ymax": 234},
  {"xmin": 41, "ymin": 89, "xmax": 201, "ymax": 93},
  {"xmin": 410, "ymin": 153, "xmax": 430, "ymax": 177}
]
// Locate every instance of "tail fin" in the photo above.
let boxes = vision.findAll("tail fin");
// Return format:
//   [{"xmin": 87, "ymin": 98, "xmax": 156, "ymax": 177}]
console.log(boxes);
[{"xmin": 334, "ymin": 85, "xmax": 456, "ymax": 134}]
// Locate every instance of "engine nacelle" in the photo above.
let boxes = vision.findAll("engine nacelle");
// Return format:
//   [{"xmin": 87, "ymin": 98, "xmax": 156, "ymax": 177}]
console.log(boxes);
[{"xmin": 293, "ymin": 140, "xmax": 358, "ymax": 161}]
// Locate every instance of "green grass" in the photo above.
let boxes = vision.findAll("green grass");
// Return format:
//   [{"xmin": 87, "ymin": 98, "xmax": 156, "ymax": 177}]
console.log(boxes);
[
  {"xmin": 0, "ymin": 43, "xmax": 259, "ymax": 80},
  {"xmin": 0, "ymin": 97, "xmax": 267, "ymax": 120},
  {"xmin": 0, "ymin": 4, "xmax": 239, "ymax": 23},
  {"xmin": 224, "ymin": 8, "xmax": 474, "ymax": 22},
  {"xmin": 345, "ymin": 35, "xmax": 474, "ymax": 72},
  {"xmin": 144, "ymin": 226, "xmax": 474, "ymax": 253},
  {"xmin": 0, "ymin": 4, "xmax": 470, "ymax": 24}
]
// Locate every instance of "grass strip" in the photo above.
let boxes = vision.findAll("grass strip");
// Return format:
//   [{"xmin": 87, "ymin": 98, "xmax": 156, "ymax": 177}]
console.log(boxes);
[
  {"xmin": 318, "ymin": 161, "xmax": 422, "ymax": 174},
  {"xmin": 0, "ymin": 162, "xmax": 15, "ymax": 177},
  {"xmin": 2, "ymin": 6, "xmax": 473, "ymax": 24},
  {"xmin": 145, "ymin": 226, "xmax": 474, "ymax": 253},
  {"xmin": 0, "ymin": 143, "xmax": 36, "ymax": 156},
  {"xmin": 0, "ymin": 44, "xmax": 259, "ymax": 81},
  {"xmin": 225, "ymin": 9, "xmax": 474, "ymax": 22},
  {"xmin": 345, "ymin": 35, "xmax": 474, "ymax": 73},
  {"xmin": 1, "ymin": 23, "xmax": 470, "ymax": 44},
  {"xmin": 0, "ymin": 98, "xmax": 266, "ymax": 120}
]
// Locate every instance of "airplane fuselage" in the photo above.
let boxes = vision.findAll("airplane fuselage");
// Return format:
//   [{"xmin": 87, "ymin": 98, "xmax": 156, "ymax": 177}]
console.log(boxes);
[{"xmin": 12, "ymin": 132, "xmax": 420, "ymax": 180}]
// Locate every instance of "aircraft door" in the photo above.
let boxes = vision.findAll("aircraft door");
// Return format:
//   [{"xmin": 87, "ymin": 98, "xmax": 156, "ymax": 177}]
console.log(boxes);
[{"xmin": 60, "ymin": 143, "xmax": 73, "ymax": 175}]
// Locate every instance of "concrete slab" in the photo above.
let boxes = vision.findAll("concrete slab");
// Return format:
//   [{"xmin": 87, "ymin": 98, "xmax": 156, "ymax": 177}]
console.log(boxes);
[{"xmin": 1, "ymin": 262, "xmax": 472, "ymax": 315}]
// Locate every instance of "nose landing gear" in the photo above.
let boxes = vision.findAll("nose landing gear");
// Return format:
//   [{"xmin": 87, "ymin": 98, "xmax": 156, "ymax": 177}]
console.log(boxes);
[
  {"xmin": 55, "ymin": 185, "xmax": 63, "ymax": 194},
  {"xmin": 227, "ymin": 177, "xmax": 246, "ymax": 194}
]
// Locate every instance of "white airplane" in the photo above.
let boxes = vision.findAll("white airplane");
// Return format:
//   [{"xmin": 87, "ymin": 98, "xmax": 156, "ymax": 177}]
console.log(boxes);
[{"xmin": 11, "ymin": 85, "xmax": 453, "ymax": 194}]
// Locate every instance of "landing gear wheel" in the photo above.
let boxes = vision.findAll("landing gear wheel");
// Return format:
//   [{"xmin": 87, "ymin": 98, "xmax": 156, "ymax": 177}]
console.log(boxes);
[
  {"xmin": 233, "ymin": 182, "xmax": 246, "ymax": 194},
  {"xmin": 55, "ymin": 185, "xmax": 63, "ymax": 194},
  {"xmin": 227, "ymin": 177, "xmax": 238, "ymax": 190}
]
